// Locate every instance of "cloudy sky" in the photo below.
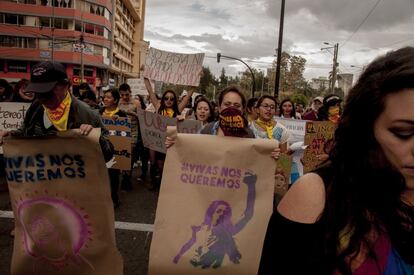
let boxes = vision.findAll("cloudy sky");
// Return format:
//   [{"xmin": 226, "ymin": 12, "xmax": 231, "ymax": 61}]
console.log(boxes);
[{"xmin": 144, "ymin": 0, "xmax": 414, "ymax": 81}]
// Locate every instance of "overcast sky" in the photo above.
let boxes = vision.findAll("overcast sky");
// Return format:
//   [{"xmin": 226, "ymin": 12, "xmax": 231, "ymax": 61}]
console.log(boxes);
[{"xmin": 144, "ymin": 0, "xmax": 414, "ymax": 81}]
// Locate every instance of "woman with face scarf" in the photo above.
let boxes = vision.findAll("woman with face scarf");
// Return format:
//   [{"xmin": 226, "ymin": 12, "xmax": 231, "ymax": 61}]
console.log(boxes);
[{"xmin": 317, "ymin": 95, "xmax": 342, "ymax": 124}]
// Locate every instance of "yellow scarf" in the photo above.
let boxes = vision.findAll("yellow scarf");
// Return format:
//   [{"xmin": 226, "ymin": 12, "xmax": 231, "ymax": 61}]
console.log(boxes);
[
  {"xmin": 103, "ymin": 107, "xmax": 119, "ymax": 117},
  {"xmin": 43, "ymin": 92, "xmax": 72, "ymax": 131},
  {"xmin": 255, "ymin": 118, "xmax": 275, "ymax": 139},
  {"xmin": 161, "ymin": 108, "xmax": 174, "ymax": 118}
]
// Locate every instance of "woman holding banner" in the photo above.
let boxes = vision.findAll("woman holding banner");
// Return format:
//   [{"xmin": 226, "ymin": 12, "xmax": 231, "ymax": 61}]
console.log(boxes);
[
  {"xmin": 259, "ymin": 47, "xmax": 414, "ymax": 274},
  {"xmin": 144, "ymin": 77, "xmax": 194, "ymax": 190},
  {"xmin": 99, "ymin": 89, "xmax": 127, "ymax": 208}
]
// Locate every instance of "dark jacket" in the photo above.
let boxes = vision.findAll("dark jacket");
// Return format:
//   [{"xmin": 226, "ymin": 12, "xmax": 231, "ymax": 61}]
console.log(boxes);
[{"xmin": 12, "ymin": 95, "xmax": 114, "ymax": 162}]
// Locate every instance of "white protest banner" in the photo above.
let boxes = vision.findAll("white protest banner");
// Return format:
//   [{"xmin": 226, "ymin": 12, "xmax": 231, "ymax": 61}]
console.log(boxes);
[
  {"xmin": 143, "ymin": 47, "xmax": 204, "ymax": 87},
  {"xmin": 101, "ymin": 117, "xmax": 132, "ymax": 170},
  {"xmin": 0, "ymin": 102, "xmax": 31, "ymax": 131},
  {"xmin": 275, "ymin": 117, "xmax": 307, "ymax": 144},
  {"xmin": 177, "ymin": 119, "xmax": 203, "ymax": 134},
  {"xmin": 137, "ymin": 109, "xmax": 176, "ymax": 153},
  {"xmin": 149, "ymin": 134, "xmax": 276, "ymax": 275},
  {"xmin": 127, "ymin": 78, "xmax": 154, "ymax": 96},
  {"xmin": 275, "ymin": 117, "xmax": 308, "ymax": 184}
]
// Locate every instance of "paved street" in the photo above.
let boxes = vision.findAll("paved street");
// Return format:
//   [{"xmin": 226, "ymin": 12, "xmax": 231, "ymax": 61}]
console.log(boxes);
[{"xmin": 0, "ymin": 169, "xmax": 159, "ymax": 275}]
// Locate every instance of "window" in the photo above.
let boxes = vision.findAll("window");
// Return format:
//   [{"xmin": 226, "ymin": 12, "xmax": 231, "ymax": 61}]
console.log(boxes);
[
  {"xmin": 75, "ymin": 20, "xmax": 82, "ymax": 32},
  {"xmin": 39, "ymin": 17, "xmax": 51, "ymax": 27},
  {"xmin": 5, "ymin": 14, "xmax": 23, "ymax": 25},
  {"xmin": 84, "ymin": 23, "xmax": 94, "ymax": 34},
  {"xmin": 8, "ymin": 60, "xmax": 28, "ymax": 73},
  {"xmin": 95, "ymin": 25, "xmax": 104, "ymax": 36},
  {"xmin": 53, "ymin": 18, "xmax": 69, "ymax": 29},
  {"xmin": 73, "ymin": 67, "xmax": 94, "ymax": 77},
  {"xmin": 0, "ymin": 36, "xmax": 36, "ymax": 48}
]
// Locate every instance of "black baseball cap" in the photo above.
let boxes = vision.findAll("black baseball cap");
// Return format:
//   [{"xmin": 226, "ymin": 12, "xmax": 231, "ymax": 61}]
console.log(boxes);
[{"xmin": 27, "ymin": 61, "xmax": 68, "ymax": 93}]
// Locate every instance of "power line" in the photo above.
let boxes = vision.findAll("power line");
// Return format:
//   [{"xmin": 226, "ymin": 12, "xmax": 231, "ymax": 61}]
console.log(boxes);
[{"xmin": 341, "ymin": 0, "xmax": 383, "ymax": 48}]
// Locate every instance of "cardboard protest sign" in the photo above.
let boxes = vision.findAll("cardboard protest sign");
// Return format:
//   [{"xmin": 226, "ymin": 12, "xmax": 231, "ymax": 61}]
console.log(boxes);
[
  {"xmin": 275, "ymin": 117, "xmax": 307, "ymax": 144},
  {"xmin": 0, "ymin": 102, "xmax": 31, "ymax": 131},
  {"xmin": 137, "ymin": 109, "xmax": 177, "ymax": 153},
  {"xmin": 102, "ymin": 116, "xmax": 132, "ymax": 170},
  {"xmin": 143, "ymin": 47, "xmax": 204, "ymax": 86},
  {"xmin": 149, "ymin": 134, "xmax": 277, "ymax": 275},
  {"xmin": 302, "ymin": 121, "xmax": 337, "ymax": 173},
  {"xmin": 127, "ymin": 78, "xmax": 153, "ymax": 96},
  {"xmin": 274, "ymin": 154, "xmax": 292, "ymax": 206},
  {"xmin": 177, "ymin": 119, "xmax": 203, "ymax": 134},
  {"xmin": 4, "ymin": 129, "xmax": 123, "ymax": 275}
]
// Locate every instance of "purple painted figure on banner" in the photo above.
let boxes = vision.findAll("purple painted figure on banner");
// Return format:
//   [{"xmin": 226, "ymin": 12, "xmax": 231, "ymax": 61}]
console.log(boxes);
[{"xmin": 173, "ymin": 171, "xmax": 257, "ymax": 269}]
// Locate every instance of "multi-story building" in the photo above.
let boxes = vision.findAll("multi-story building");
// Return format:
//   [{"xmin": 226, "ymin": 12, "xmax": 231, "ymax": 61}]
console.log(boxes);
[
  {"xmin": 0, "ymin": 0, "xmax": 147, "ymax": 94},
  {"xmin": 310, "ymin": 76, "xmax": 330, "ymax": 91}
]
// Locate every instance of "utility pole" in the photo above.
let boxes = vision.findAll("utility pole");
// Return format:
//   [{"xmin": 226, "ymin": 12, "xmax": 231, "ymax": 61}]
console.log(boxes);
[
  {"xmin": 330, "ymin": 43, "xmax": 339, "ymax": 94},
  {"xmin": 80, "ymin": 33, "xmax": 84, "ymax": 82},
  {"xmin": 274, "ymin": 0, "xmax": 285, "ymax": 99},
  {"xmin": 51, "ymin": 1, "xmax": 55, "ymax": 61}
]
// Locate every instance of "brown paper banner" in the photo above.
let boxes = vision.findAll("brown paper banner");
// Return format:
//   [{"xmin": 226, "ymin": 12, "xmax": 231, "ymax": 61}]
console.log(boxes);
[
  {"xmin": 274, "ymin": 153, "xmax": 292, "ymax": 206},
  {"xmin": 4, "ymin": 129, "xmax": 123, "ymax": 275},
  {"xmin": 149, "ymin": 134, "xmax": 277, "ymax": 275},
  {"xmin": 302, "ymin": 121, "xmax": 337, "ymax": 173},
  {"xmin": 102, "ymin": 116, "xmax": 132, "ymax": 170}
]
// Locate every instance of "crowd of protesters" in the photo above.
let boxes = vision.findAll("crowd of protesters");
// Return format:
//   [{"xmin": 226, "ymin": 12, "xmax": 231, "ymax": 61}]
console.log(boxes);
[{"xmin": 0, "ymin": 46, "xmax": 413, "ymax": 275}]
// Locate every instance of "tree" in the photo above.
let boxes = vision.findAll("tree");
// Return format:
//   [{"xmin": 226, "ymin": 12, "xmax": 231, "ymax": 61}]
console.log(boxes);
[
  {"xmin": 271, "ymin": 52, "xmax": 307, "ymax": 94},
  {"xmin": 199, "ymin": 66, "xmax": 216, "ymax": 94}
]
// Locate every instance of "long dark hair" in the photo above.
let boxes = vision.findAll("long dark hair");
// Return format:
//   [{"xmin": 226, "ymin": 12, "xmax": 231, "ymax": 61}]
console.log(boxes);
[
  {"xmin": 278, "ymin": 98, "xmax": 296, "ymax": 118},
  {"xmin": 321, "ymin": 47, "xmax": 414, "ymax": 274},
  {"xmin": 158, "ymin": 90, "xmax": 180, "ymax": 117}
]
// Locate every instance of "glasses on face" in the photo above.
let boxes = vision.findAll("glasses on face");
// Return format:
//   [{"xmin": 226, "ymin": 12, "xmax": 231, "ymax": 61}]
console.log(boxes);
[
  {"xmin": 164, "ymin": 96, "xmax": 175, "ymax": 102},
  {"xmin": 260, "ymin": 104, "xmax": 276, "ymax": 110}
]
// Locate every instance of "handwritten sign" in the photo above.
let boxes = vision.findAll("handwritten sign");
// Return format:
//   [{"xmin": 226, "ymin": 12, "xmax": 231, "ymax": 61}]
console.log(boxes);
[
  {"xmin": 137, "ymin": 109, "xmax": 177, "ymax": 153},
  {"xmin": 143, "ymin": 47, "xmax": 204, "ymax": 86},
  {"xmin": 177, "ymin": 119, "xmax": 203, "ymax": 134},
  {"xmin": 302, "ymin": 121, "xmax": 337, "ymax": 173},
  {"xmin": 102, "ymin": 117, "xmax": 132, "ymax": 170},
  {"xmin": 274, "ymin": 154, "xmax": 292, "ymax": 206},
  {"xmin": 127, "ymin": 78, "xmax": 153, "ymax": 96},
  {"xmin": 275, "ymin": 117, "xmax": 307, "ymax": 144},
  {"xmin": 0, "ymin": 102, "xmax": 31, "ymax": 131}
]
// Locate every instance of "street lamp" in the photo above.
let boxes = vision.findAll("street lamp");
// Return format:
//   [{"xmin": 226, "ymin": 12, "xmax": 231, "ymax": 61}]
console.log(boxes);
[{"xmin": 217, "ymin": 53, "xmax": 256, "ymax": 98}]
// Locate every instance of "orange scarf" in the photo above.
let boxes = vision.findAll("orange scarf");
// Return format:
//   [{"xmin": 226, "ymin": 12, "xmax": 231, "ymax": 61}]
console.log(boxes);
[{"xmin": 43, "ymin": 92, "xmax": 72, "ymax": 131}]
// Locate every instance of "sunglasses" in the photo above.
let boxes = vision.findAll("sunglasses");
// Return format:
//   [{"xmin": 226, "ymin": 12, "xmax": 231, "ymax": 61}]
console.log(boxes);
[{"xmin": 164, "ymin": 96, "xmax": 175, "ymax": 101}]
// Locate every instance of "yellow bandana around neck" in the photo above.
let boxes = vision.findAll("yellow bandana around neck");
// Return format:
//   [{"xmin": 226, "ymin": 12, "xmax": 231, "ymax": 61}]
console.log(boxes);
[
  {"xmin": 43, "ymin": 91, "xmax": 72, "ymax": 131},
  {"xmin": 103, "ymin": 107, "xmax": 119, "ymax": 117},
  {"xmin": 255, "ymin": 118, "xmax": 276, "ymax": 139},
  {"xmin": 161, "ymin": 108, "xmax": 174, "ymax": 118}
]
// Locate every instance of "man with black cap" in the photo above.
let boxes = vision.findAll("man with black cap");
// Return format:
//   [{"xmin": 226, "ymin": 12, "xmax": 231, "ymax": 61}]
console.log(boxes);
[{"xmin": 0, "ymin": 61, "xmax": 113, "ymax": 161}]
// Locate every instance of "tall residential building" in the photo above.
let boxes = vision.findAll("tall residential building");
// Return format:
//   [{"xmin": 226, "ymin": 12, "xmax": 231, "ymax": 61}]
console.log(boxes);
[
  {"xmin": 0, "ymin": 0, "xmax": 147, "ymax": 94},
  {"xmin": 111, "ymin": 0, "xmax": 147, "ymax": 87}
]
